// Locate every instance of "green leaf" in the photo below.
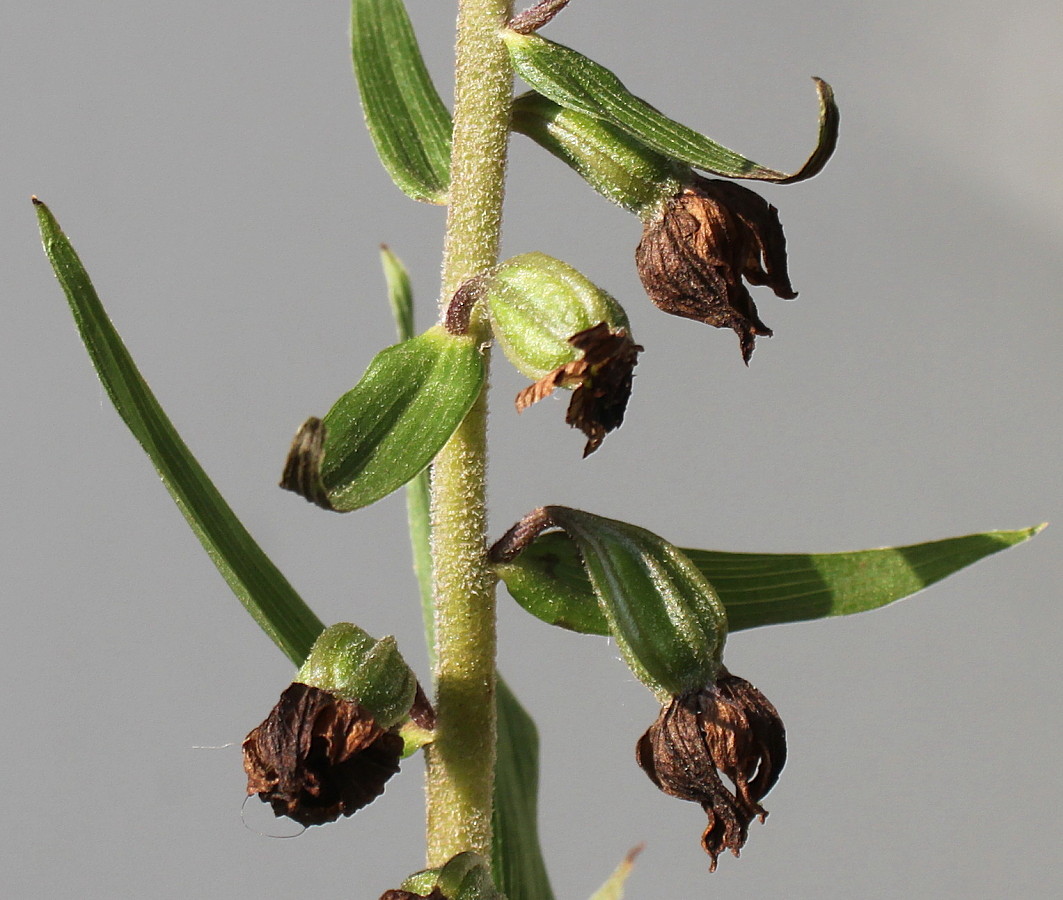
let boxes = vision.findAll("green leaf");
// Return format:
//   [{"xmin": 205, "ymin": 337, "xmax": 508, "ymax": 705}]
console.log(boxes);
[
  {"xmin": 503, "ymin": 31, "xmax": 838, "ymax": 184},
  {"xmin": 544, "ymin": 507, "xmax": 727, "ymax": 697},
  {"xmin": 281, "ymin": 326, "xmax": 484, "ymax": 512},
  {"xmin": 587, "ymin": 846, "xmax": 642, "ymax": 900},
  {"xmin": 352, "ymin": 0, "xmax": 453, "ymax": 203},
  {"xmin": 496, "ymin": 525, "xmax": 1046, "ymax": 635},
  {"xmin": 34, "ymin": 199, "xmax": 324, "ymax": 666},
  {"xmin": 493, "ymin": 679, "xmax": 556, "ymax": 900}
]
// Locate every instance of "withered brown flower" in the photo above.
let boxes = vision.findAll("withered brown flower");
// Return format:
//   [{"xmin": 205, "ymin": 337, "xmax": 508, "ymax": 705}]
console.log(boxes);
[
  {"xmin": 243, "ymin": 681, "xmax": 404, "ymax": 827},
  {"xmin": 636, "ymin": 669, "xmax": 786, "ymax": 871},
  {"xmin": 636, "ymin": 176, "xmax": 796, "ymax": 364},
  {"xmin": 379, "ymin": 891, "xmax": 446, "ymax": 900},
  {"xmin": 515, "ymin": 321, "xmax": 642, "ymax": 456}
]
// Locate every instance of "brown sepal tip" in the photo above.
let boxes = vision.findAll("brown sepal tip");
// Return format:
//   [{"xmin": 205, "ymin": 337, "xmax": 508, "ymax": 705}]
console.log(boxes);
[{"xmin": 515, "ymin": 322, "xmax": 642, "ymax": 456}]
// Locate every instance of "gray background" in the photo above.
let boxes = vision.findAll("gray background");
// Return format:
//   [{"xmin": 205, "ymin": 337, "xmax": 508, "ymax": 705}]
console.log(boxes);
[{"xmin": 3, "ymin": 1, "xmax": 1061, "ymax": 897}]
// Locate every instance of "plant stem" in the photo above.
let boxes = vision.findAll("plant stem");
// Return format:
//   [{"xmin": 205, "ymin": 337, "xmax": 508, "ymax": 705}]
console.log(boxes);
[{"xmin": 425, "ymin": 0, "xmax": 514, "ymax": 867}]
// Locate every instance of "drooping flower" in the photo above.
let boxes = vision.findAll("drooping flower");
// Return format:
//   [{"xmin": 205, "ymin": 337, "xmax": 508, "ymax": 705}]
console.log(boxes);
[
  {"xmin": 636, "ymin": 176, "xmax": 796, "ymax": 364},
  {"xmin": 242, "ymin": 681, "xmax": 404, "ymax": 827},
  {"xmin": 636, "ymin": 669, "xmax": 787, "ymax": 871}
]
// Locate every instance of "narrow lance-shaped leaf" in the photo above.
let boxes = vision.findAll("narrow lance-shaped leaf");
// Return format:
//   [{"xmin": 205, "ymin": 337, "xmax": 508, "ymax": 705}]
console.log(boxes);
[
  {"xmin": 495, "ymin": 525, "xmax": 1045, "ymax": 635},
  {"xmin": 352, "ymin": 0, "xmax": 453, "ymax": 203},
  {"xmin": 34, "ymin": 198, "xmax": 323, "ymax": 665},
  {"xmin": 503, "ymin": 30, "xmax": 838, "ymax": 183},
  {"xmin": 281, "ymin": 326, "xmax": 484, "ymax": 512},
  {"xmin": 384, "ymin": 257, "xmax": 555, "ymax": 900}
]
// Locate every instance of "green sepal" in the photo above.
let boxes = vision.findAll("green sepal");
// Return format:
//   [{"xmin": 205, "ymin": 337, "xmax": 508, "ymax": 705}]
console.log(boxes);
[
  {"xmin": 512, "ymin": 91, "xmax": 684, "ymax": 217},
  {"xmin": 296, "ymin": 623, "xmax": 417, "ymax": 727},
  {"xmin": 352, "ymin": 0, "xmax": 453, "ymax": 203},
  {"xmin": 281, "ymin": 326, "xmax": 484, "ymax": 511},
  {"xmin": 496, "ymin": 525, "xmax": 1046, "ymax": 635},
  {"xmin": 543, "ymin": 507, "xmax": 728, "ymax": 698},
  {"xmin": 34, "ymin": 199, "xmax": 324, "ymax": 666},
  {"xmin": 487, "ymin": 252, "xmax": 631, "ymax": 380},
  {"xmin": 503, "ymin": 30, "xmax": 838, "ymax": 184}
]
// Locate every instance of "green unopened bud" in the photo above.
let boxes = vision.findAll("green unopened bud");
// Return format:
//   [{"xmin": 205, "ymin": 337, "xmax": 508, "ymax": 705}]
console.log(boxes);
[
  {"xmin": 487, "ymin": 252, "xmax": 629, "ymax": 379},
  {"xmin": 512, "ymin": 91, "xmax": 685, "ymax": 218},
  {"xmin": 297, "ymin": 623, "xmax": 417, "ymax": 728},
  {"xmin": 491, "ymin": 507, "xmax": 727, "ymax": 698},
  {"xmin": 486, "ymin": 253, "xmax": 642, "ymax": 455},
  {"xmin": 381, "ymin": 853, "xmax": 502, "ymax": 900}
]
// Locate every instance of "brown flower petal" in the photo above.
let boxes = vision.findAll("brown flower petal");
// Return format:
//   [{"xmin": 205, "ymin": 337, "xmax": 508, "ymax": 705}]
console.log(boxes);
[
  {"xmin": 243, "ymin": 682, "xmax": 403, "ymax": 827},
  {"xmin": 515, "ymin": 322, "xmax": 642, "ymax": 456},
  {"xmin": 636, "ymin": 669, "xmax": 786, "ymax": 871},
  {"xmin": 379, "ymin": 891, "xmax": 446, "ymax": 900},
  {"xmin": 636, "ymin": 176, "xmax": 796, "ymax": 364}
]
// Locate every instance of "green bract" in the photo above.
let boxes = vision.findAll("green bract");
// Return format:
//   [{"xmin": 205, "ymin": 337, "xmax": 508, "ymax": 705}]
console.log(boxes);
[
  {"xmin": 352, "ymin": 0, "xmax": 453, "ymax": 202},
  {"xmin": 281, "ymin": 326, "xmax": 484, "ymax": 511},
  {"xmin": 296, "ymin": 623, "xmax": 417, "ymax": 728},
  {"xmin": 511, "ymin": 92, "xmax": 683, "ymax": 217},
  {"xmin": 503, "ymin": 30, "xmax": 838, "ymax": 184},
  {"xmin": 496, "ymin": 526, "xmax": 1046, "ymax": 635},
  {"xmin": 487, "ymin": 252, "xmax": 630, "ymax": 380}
]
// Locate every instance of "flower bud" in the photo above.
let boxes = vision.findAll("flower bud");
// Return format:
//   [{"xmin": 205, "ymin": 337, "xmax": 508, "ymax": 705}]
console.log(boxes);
[
  {"xmin": 379, "ymin": 853, "xmax": 502, "ymax": 900},
  {"xmin": 490, "ymin": 506, "xmax": 727, "ymax": 697},
  {"xmin": 512, "ymin": 91, "xmax": 685, "ymax": 217},
  {"xmin": 486, "ymin": 253, "xmax": 642, "ymax": 455}
]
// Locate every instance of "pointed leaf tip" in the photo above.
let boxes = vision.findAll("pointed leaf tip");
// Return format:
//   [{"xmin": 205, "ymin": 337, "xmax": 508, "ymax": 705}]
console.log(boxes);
[
  {"xmin": 498, "ymin": 526, "xmax": 1043, "ymax": 636},
  {"xmin": 504, "ymin": 32, "xmax": 839, "ymax": 182},
  {"xmin": 36, "ymin": 202, "xmax": 324, "ymax": 665}
]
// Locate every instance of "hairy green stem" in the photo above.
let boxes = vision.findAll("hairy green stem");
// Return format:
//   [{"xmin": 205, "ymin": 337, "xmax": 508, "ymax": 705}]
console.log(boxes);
[{"xmin": 425, "ymin": 0, "xmax": 514, "ymax": 867}]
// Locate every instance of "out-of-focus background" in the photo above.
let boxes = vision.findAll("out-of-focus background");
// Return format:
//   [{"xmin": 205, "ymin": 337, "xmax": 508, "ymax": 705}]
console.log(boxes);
[{"xmin": 3, "ymin": 2, "xmax": 1060, "ymax": 897}]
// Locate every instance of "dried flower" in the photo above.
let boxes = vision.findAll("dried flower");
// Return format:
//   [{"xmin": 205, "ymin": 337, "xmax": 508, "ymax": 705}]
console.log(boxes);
[
  {"xmin": 243, "ymin": 681, "xmax": 404, "ymax": 827},
  {"xmin": 636, "ymin": 669, "xmax": 786, "ymax": 871},
  {"xmin": 636, "ymin": 176, "xmax": 797, "ymax": 364},
  {"xmin": 515, "ymin": 322, "xmax": 642, "ymax": 456},
  {"xmin": 379, "ymin": 891, "xmax": 446, "ymax": 900}
]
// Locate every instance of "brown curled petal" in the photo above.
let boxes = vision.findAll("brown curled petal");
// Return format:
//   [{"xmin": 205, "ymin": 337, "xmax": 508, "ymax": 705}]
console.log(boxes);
[
  {"xmin": 636, "ymin": 676, "xmax": 786, "ymax": 871},
  {"xmin": 243, "ymin": 682, "xmax": 403, "ymax": 826},
  {"xmin": 515, "ymin": 359, "xmax": 588, "ymax": 412},
  {"xmin": 636, "ymin": 176, "xmax": 795, "ymax": 364},
  {"xmin": 516, "ymin": 322, "xmax": 642, "ymax": 456}
]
